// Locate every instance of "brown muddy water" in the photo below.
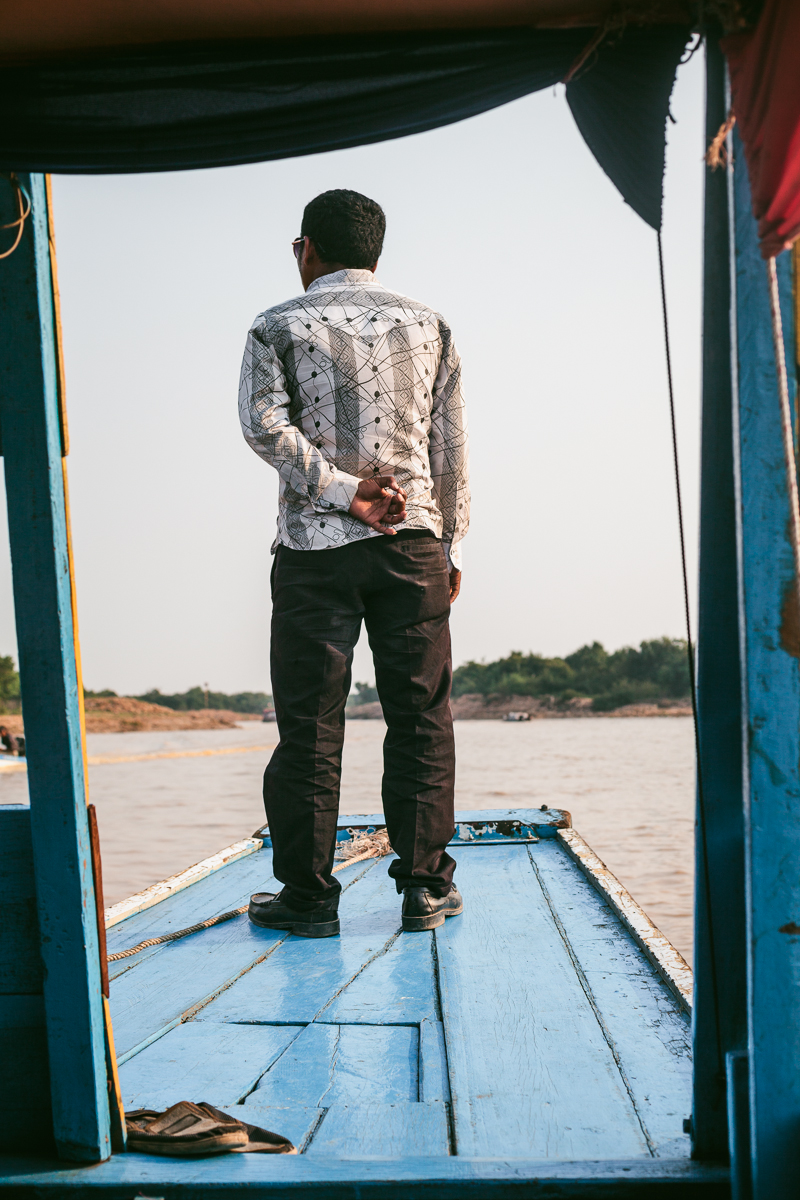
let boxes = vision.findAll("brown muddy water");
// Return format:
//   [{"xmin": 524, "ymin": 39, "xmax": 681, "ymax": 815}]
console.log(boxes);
[{"xmin": 0, "ymin": 715, "xmax": 695, "ymax": 961}]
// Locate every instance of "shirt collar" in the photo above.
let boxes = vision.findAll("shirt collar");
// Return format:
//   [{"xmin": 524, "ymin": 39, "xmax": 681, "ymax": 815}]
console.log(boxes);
[{"xmin": 306, "ymin": 268, "xmax": 378, "ymax": 293}]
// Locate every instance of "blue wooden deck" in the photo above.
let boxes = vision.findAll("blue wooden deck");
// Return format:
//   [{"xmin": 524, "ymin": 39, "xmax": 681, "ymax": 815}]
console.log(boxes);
[{"xmin": 0, "ymin": 812, "xmax": 728, "ymax": 1196}]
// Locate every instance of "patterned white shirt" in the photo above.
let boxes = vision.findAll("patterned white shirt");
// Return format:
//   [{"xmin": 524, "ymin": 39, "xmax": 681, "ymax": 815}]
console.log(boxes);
[{"xmin": 238, "ymin": 268, "xmax": 469, "ymax": 569}]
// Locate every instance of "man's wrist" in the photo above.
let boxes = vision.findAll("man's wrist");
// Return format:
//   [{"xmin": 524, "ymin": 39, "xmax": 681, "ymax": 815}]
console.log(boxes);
[
  {"xmin": 320, "ymin": 471, "xmax": 360, "ymax": 513},
  {"xmin": 442, "ymin": 541, "xmax": 462, "ymax": 572}
]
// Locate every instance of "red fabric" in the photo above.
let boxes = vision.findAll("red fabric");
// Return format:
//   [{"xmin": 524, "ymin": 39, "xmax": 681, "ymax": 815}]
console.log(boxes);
[{"xmin": 723, "ymin": 0, "xmax": 800, "ymax": 259}]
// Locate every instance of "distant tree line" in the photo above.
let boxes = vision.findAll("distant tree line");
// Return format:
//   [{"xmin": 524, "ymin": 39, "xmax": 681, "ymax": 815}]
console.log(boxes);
[
  {"xmin": 0, "ymin": 655, "xmax": 20, "ymax": 714},
  {"xmin": 83, "ymin": 685, "xmax": 272, "ymax": 713},
  {"xmin": 8, "ymin": 640, "xmax": 690, "ymax": 719},
  {"xmin": 348, "ymin": 681, "xmax": 380, "ymax": 707},
  {"xmin": 137, "ymin": 687, "xmax": 272, "ymax": 713},
  {"xmin": 451, "ymin": 639, "xmax": 691, "ymax": 711}
]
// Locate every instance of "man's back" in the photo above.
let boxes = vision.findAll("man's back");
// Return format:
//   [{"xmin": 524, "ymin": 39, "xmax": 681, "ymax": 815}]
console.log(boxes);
[
  {"xmin": 239, "ymin": 267, "xmax": 469, "ymax": 567},
  {"xmin": 242, "ymin": 188, "xmax": 466, "ymax": 937}
]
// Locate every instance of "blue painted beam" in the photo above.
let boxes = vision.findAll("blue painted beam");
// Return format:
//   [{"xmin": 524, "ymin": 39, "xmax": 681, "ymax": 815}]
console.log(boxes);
[
  {"xmin": 0, "ymin": 1152, "xmax": 731, "ymax": 1196},
  {"xmin": 731, "ymin": 131, "xmax": 800, "ymax": 1197},
  {"xmin": 0, "ymin": 174, "xmax": 110, "ymax": 1162},
  {"xmin": 691, "ymin": 36, "xmax": 747, "ymax": 1160}
]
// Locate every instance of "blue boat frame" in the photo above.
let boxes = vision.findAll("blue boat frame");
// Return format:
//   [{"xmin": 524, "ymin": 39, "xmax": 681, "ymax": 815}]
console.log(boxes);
[{"xmin": 1, "ymin": 33, "xmax": 799, "ymax": 1198}]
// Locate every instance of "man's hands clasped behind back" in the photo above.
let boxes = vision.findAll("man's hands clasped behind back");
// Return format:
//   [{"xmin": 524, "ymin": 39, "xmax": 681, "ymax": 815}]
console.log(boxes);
[
  {"xmin": 348, "ymin": 476, "xmax": 462, "ymax": 603},
  {"xmin": 349, "ymin": 476, "xmax": 407, "ymax": 534}
]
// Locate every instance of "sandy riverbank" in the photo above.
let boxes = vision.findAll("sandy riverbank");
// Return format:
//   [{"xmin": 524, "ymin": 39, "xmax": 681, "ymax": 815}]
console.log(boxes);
[
  {"xmin": 0, "ymin": 692, "xmax": 692, "ymax": 736},
  {"xmin": 0, "ymin": 696, "xmax": 262, "ymax": 736},
  {"xmin": 348, "ymin": 693, "xmax": 692, "ymax": 720}
]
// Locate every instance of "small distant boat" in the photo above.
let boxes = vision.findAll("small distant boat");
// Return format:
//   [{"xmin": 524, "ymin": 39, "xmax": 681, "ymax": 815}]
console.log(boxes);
[{"xmin": 503, "ymin": 711, "xmax": 531, "ymax": 722}]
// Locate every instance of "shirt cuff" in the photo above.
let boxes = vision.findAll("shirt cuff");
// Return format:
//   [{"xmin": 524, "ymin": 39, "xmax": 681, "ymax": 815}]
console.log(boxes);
[
  {"xmin": 318, "ymin": 471, "xmax": 360, "ymax": 513},
  {"xmin": 442, "ymin": 540, "xmax": 462, "ymax": 571}
]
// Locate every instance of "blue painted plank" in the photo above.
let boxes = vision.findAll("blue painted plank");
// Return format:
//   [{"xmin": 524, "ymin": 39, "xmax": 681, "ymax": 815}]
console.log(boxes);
[
  {"xmin": 106, "ymin": 847, "xmax": 277, "ymax": 951},
  {"xmin": 0, "ymin": 173, "xmax": 109, "ymax": 1160},
  {"xmin": 732, "ymin": 127, "xmax": 800, "ymax": 1199},
  {"xmin": 0, "ymin": 807, "xmax": 42, "ymax": 993},
  {"xmin": 118, "ymin": 1022, "xmax": 303, "ymax": 1111},
  {"xmin": 530, "ymin": 840, "xmax": 691, "ymax": 1157},
  {"xmin": 325, "ymin": 1026, "xmax": 418, "ymax": 1105},
  {"xmin": 217, "ymin": 1105, "xmax": 320, "ymax": 1153},
  {"xmin": 111, "ymin": 856, "xmax": 392, "ymax": 1058},
  {"xmin": 110, "ymin": 915, "xmax": 290, "ymax": 1061},
  {"xmin": 436, "ymin": 845, "xmax": 648, "ymax": 1159},
  {"xmin": 419, "ymin": 1019, "xmax": 450, "ymax": 1104},
  {"xmin": 0, "ymin": 1151, "xmax": 730, "ymax": 1193},
  {"xmin": 246, "ymin": 1024, "xmax": 418, "ymax": 1107},
  {"xmin": 196, "ymin": 857, "xmax": 400, "ymax": 1025},
  {"xmin": 107, "ymin": 848, "xmax": 280, "ymax": 982},
  {"xmin": 323, "ymin": 922, "xmax": 437, "ymax": 1026},
  {"xmin": 245, "ymin": 1023, "xmax": 338, "ymax": 1107},
  {"xmin": 108, "ymin": 851, "xmax": 374, "ymax": 982},
  {"xmin": 306, "ymin": 1102, "xmax": 449, "ymax": 1157}
]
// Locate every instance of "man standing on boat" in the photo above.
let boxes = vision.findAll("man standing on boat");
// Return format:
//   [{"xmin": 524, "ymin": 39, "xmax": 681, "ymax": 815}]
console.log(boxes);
[{"xmin": 239, "ymin": 189, "xmax": 469, "ymax": 938}]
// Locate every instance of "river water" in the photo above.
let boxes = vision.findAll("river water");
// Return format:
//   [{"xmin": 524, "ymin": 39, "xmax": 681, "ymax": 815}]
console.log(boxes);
[{"xmin": 0, "ymin": 715, "xmax": 695, "ymax": 961}]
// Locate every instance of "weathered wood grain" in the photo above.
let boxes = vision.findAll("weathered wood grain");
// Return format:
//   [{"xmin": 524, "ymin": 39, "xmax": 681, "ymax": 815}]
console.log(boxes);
[
  {"xmin": 217, "ymin": 1104, "xmax": 320, "ymax": 1153},
  {"xmin": 307, "ymin": 1102, "xmax": 449, "ymax": 1157},
  {"xmin": 530, "ymin": 841, "xmax": 691, "ymax": 1157},
  {"xmin": 731, "ymin": 127, "xmax": 800, "ymax": 1199},
  {"xmin": 104, "ymin": 838, "xmax": 264, "ymax": 928},
  {"xmin": 110, "ymin": 916, "xmax": 290, "ymax": 1062},
  {"xmin": 245, "ymin": 1022, "xmax": 337, "ymax": 1107},
  {"xmin": 419, "ymin": 1019, "xmax": 450, "ymax": 1103},
  {"xmin": 0, "ymin": 1151, "xmax": 730, "ymax": 1194},
  {"xmin": 118, "ymin": 1022, "xmax": 302, "ymax": 1110},
  {"xmin": 0, "ymin": 173, "xmax": 110, "ymax": 1161},
  {"xmin": 557, "ymin": 830, "xmax": 692, "ymax": 1011},
  {"xmin": 435, "ymin": 845, "xmax": 648, "ymax": 1159},
  {"xmin": 197, "ymin": 858, "xmax": 398, "ymax": 1025},
  {"xmin": 323, "ymin": 922, "xmax": 437, "ymax": 1026},
  {"xmin": 247, "ymin": 1024, "xmax": 418, "ymax": 1108},
  {"xmin": 101, "ymin": 815, "xmax": 703, "ymax": 1176},
  {"xmin": 106, "ymin": 847, "xmax": 280, "ymax": 981},
  {"xmin": 107, "ymin": 851, "xmax": 375, "ymax": 982}
]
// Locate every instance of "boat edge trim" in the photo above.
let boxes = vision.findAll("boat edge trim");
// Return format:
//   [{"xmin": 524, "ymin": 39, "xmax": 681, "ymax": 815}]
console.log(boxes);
[
  {"xmin": 557, "ymin": 828, "xmax": 693, "ymax": 1013},
  {"xmin": 103, "ymin": 838, "xmax": 263, "ymax": 928}
]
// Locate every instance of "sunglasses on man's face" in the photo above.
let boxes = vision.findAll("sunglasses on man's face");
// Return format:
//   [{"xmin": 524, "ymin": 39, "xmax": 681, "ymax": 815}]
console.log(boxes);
[{"xmin": 292, "ymin": 235, "xmax": 329, "ymax": 262}]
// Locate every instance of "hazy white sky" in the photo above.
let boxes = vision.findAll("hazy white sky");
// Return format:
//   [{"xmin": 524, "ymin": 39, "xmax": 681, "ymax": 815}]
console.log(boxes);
[{"xmin": 0, "ymin": 51, "xmax": 704, "ymax": 695}]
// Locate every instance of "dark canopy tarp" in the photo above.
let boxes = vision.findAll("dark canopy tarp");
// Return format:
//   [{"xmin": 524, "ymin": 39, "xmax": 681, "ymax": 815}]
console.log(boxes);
[{"xmin": 0, "ymin": 24, "xmax": 690, "ymax": 229}]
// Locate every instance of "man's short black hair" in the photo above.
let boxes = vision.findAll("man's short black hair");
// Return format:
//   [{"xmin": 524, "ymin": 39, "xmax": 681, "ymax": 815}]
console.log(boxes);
[{"xmin": 301, "ymin": 190, "xmax": 385, "ymax": 269}]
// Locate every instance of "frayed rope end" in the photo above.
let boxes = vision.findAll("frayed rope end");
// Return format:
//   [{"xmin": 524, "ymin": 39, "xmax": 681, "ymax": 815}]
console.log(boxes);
[{"xmin": 706, "ymin": 112, "xmax": 736, "ymax": 170}]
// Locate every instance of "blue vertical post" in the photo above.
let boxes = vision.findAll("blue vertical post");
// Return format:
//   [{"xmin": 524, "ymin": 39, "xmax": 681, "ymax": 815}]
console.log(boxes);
[
  {"xmin": 691, "ymin": 36, "xmax": 748, "ymax": 1162},
  {"xmin": 731, "ymin": 131, "xmax": 800, "ymax": 1197},
  {"xmin": 0, "ymin": 173, "xmax": 110, "ymax": 1162}
]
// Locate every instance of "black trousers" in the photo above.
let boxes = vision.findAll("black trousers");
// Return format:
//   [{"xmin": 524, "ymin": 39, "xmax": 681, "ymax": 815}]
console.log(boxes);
[{"xmin": 264, "ymin": 530, "xmax": 456, "ymax": 909}]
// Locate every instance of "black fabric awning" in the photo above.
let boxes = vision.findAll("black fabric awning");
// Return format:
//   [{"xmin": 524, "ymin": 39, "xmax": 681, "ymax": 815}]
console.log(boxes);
[{"xmin": 0, "ymin": 24, "xmax": 690, "ymax": 229}]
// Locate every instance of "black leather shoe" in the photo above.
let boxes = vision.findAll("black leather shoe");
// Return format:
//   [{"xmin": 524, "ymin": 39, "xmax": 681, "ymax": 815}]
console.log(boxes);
[
  {"xmin": 248, "ymin": 890, "xmax": 340, "ymax": 938},
  {"xmin": 401, "ymin": 885, "xmax": 463, "ymax": 932}
]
